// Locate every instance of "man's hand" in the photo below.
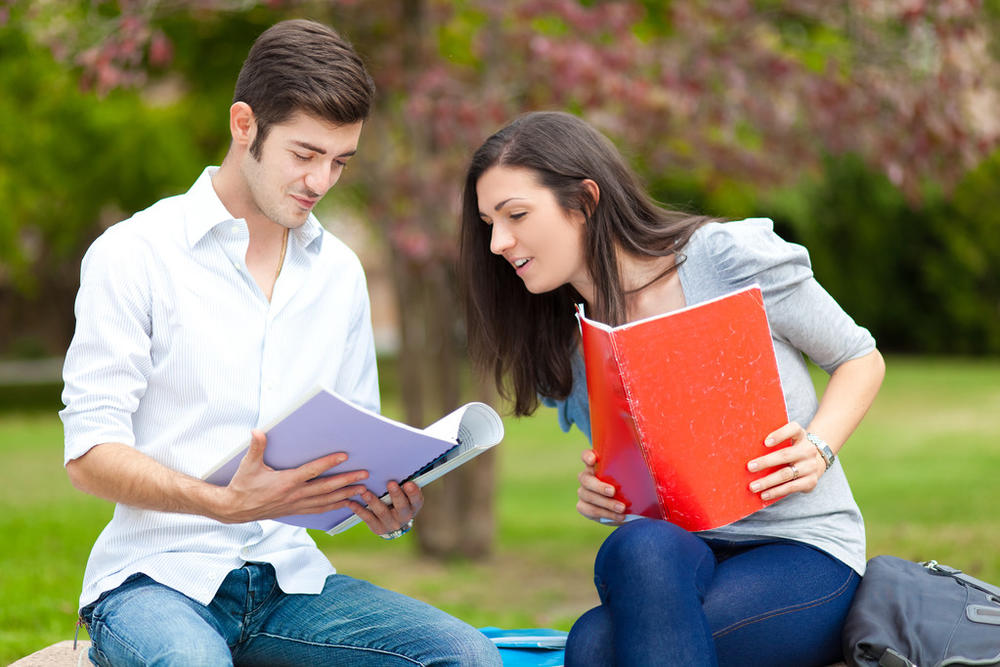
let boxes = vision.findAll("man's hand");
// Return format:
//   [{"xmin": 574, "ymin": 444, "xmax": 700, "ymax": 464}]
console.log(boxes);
[
  {"xmin": 346, "ymin": 481, "xmax": 423, "ymax": 537},
  {"xmin": 217, "ymin": 429, "xmax": 371, "ymax": 524},
  {"xmin": 577, "ymin": 449, "xmax": 627, "ymax": 524}
]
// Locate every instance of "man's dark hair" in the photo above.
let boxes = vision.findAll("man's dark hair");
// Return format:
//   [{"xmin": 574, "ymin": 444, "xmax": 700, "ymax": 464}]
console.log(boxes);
[{"xmin": 234, "ymin": 19, "xmax": 376, "ymax": 158}]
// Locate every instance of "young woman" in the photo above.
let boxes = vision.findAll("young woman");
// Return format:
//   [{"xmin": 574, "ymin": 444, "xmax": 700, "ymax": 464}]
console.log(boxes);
[{"xmin": 460, "ymin": 111, "xmax": 884, "ymax": 667}]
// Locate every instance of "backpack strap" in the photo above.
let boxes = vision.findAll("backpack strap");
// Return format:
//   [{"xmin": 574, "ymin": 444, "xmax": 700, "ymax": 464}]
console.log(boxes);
[{"xmin": 922, "ymin": 561, "xmax": 1000, "ymax": 599}]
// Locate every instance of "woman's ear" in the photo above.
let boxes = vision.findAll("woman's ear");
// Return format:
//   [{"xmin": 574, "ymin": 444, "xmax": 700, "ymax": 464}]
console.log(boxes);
[
  {"xmin": 581, "ymin": 179, "xmax": 600, "ymax": 218},
  {"xmin": 229, "ymin": 101, "xmax": 257, "ymax": 149}
]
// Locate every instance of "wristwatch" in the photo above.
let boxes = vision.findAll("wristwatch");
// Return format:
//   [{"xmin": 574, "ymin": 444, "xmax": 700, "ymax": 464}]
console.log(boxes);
[
  {"xmin": 380, "ymin": 519, "xmax": 414, "ymax": 540},
  {"xmin": 806, "ymin": 432, "xmax": 836, "ymax": 470}
]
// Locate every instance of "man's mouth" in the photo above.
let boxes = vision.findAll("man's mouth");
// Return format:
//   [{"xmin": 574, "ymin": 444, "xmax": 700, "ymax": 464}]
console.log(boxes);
[{"xmin": 291, "ymin": 195, "xmax": 318, "ymax": 209}]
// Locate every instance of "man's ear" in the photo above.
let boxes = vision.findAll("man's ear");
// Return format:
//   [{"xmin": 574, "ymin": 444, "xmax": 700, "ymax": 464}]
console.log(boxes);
[
  {"xmin": 581, "ymin": 179, "xmax": 600, "ymax": 218},
  {"xmin": 229, "ymin": 101, "xmax": 256, "ymax": 149}
]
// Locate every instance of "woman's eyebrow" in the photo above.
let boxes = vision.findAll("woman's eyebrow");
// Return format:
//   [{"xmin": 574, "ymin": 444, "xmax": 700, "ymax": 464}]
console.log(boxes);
[{"xmin": 494, "ymin": 197, "xmax": 527, "ymax": 211}]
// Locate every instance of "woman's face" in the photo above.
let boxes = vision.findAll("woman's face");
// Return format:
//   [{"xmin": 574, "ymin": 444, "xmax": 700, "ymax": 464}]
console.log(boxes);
[{"xmin": 476, "ymin": 165, "xmax": 592, "ymax": 297}]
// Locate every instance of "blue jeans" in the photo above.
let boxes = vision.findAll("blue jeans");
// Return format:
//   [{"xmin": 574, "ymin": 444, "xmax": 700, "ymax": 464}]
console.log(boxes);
[
  {"xmin": 80, "ymin": 563, "xmax": 501, "ymax": 666},
  {"xmin": 565, "ymin": 520, "xmax": 860, "ymax": 667}
]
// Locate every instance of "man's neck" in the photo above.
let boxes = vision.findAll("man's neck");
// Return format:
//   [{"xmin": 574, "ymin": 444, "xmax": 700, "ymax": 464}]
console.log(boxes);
[{"xmin": 211, "ymin": 159, "xmax": 289, "ymax": 300}]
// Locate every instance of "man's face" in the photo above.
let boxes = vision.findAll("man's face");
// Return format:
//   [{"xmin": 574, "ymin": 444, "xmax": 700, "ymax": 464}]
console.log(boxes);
[{"xmin": 240, "ymin": 111, "xmax": 363, "ymax": 229}]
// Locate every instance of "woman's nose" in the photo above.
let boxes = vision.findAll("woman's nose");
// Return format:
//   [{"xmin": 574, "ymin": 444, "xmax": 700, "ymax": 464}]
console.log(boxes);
[{"xmin": 489, "ymin": 222, "xmax": 514, "ymax": 255}]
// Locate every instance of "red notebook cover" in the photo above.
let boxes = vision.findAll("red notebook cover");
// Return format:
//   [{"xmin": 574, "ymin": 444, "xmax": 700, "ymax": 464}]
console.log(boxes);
[{"xmin": 577, "ymin": 285, "xmax": 788, "ymax": 531}]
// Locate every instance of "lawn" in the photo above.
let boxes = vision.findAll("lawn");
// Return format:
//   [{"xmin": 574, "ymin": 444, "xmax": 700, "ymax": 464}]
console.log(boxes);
[{"xmin": 1, "ymin": 355, "xmax": 999, "ymax": 664}]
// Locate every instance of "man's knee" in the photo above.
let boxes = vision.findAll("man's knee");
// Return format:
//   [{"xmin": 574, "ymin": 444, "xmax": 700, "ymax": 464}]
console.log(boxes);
[
  {"xmin": 87, "ymin": 576, "xmax": 233, "ymax": 667},
  {"xmin": 440, "ymin": 626, "xmax": 503, "ymax": 667}
]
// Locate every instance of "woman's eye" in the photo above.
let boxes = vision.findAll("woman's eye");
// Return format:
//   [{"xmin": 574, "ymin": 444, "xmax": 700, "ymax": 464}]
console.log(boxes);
[
  {"xmin": 293, "ymin": 153, "xmax": 310, "ymax": 161},
  {"xmin": 510, "ymin": 212, "xmax": 527, "ymax": 220}
]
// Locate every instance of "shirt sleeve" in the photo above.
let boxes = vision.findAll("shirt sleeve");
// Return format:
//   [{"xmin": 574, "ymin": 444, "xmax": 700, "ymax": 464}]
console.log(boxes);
[
  {"xmin": 60, "ymin": 227, "xmax": 153, "ymax": 464},
  {"xmin": 703, "ymin": 219, "xmax": 876, "ymax": 374},
  {"xmin": 330, "ymin": 259, "xmax": 380, "ymax": 415}
]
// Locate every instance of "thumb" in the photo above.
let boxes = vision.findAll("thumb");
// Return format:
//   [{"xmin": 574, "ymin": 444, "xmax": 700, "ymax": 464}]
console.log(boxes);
[
  {"xmin": 581, "ymin": 449, "xmax": 597, "ymax": 466},
  {"xmin": 246, "ymin": 429, "xmax": 268, "ymax": 463}
]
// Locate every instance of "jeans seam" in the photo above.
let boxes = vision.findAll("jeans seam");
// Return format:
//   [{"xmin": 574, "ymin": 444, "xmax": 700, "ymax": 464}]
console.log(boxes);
[
  {"xmin": 248, "ymin": 632, "xmax": 426, "ymax": 666},
  {"xmin": 711, "ymin": 569, "xmax": 857, "ymax": 639},
  {"xmin": 89, "ymin": 615, "xmax": 149, "ymax": 666}
]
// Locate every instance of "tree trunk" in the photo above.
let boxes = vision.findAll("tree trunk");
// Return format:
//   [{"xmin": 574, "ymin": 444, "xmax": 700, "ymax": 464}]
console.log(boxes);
[{"xmin": 377, "ymin": 0, "xmax": 497, "ymax": 560}]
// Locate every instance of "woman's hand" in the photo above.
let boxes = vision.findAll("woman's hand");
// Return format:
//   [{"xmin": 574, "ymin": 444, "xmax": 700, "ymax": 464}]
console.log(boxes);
[
  {"xmin": 746, "ymin": 422, "xmax": 827, "ymax": 501},
  {"xmin": 577, "ymin": 449, "xmax": 627, "ymax": 524}
]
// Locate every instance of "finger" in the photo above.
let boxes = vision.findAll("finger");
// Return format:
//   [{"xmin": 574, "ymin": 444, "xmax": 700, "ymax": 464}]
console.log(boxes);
[
  {"xmin": 748, "ymin": 440, "xmax": 810, "ymax": 472},
  {"xmin": 576, "ymin": 498, "xmax": 625, "ymax": 523},
  {"xmin": 305, "ymin": 469, "xmax": 370, "ymax": 494},
  {"xmin": 578, "ymin": 486, "xmax": 626, "ymax": 514},
  {"xmin": 400, "ymin": 482, "xmax": 423, "ymax": 513},
  {"xmin": 296, "ymin": 451, "xmax": 352, "ymax": 482},
  {"xmin": 385, "ymin": 481, "xmax": 409, "ymax": 510},
  {"xmin": 581, "ymin": 449, "xmax": 597, "ymax": 466},
  {"xmin": 578, "ymin": 471, "xmax": 616, "ymax": 497},
  {"xmin": 757, "ymin": 478, "xmax": 802, "ymax": 502},
  {"xmin": 750, "ymin": 464, "xmax": 800, "ymax": 494},
  {"xmin": 346, "ymin": 499, "xmax": 386, "ymax": 533},
  {"xmin": 246, "ymin": 429, "xmax": 267, "ymax": 463},
  {"xmin": 361, "ymin": 489, "xmax": 393, "ymax": 518},
  {"xmin": 763, "ymin": 421, "xmax": 804, "ymax": 448},
  {"xmin": 304, "ymin": 483, "xmax": 369, "ymax": 506}
]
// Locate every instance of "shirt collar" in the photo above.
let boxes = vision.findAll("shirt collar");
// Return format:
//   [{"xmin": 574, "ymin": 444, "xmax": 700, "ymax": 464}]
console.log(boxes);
[{"xmin": 184, "ymin": 166, "xmax": 325, "ymax": 253}]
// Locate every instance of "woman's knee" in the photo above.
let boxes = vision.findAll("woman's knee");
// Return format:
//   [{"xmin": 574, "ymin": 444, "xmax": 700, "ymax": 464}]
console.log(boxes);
[
  {"xmin": 596, "ymin": 519, "xmax": 712, "ymax": 581},
  {"xmin": 566, "ymin": 606, "xmax": 613, "ymax": 667}
]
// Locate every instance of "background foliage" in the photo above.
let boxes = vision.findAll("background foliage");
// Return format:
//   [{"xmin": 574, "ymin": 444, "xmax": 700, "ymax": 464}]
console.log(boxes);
[
  {"xmin": 1, "ymin": 0, "xmax": 998, "ymax": 359},
  {"xmin": 2, "ymin": 0, "xmax": 1000, "ymax": 657}
]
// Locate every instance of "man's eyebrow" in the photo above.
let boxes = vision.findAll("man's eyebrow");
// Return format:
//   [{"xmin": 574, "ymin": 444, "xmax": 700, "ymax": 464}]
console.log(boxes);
[
  {"xmin": 291, "ymin": 140, "xmax": 358, "ymax": 158},
  {"xmin": 494, "ymin": 197, "xmax": 526, "ymax": 212}
]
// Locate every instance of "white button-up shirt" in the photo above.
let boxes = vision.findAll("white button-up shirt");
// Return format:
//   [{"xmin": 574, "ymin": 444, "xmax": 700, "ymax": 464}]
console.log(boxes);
[{"xmin": 60, "ymin": 167, "xmax": 380, "ymax": 608}]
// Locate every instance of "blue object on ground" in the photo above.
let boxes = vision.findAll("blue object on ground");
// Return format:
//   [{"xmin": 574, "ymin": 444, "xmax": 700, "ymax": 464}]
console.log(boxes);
[{"xmin": 478, "ymin": 627, "xmax": 568, "ymax": 667}]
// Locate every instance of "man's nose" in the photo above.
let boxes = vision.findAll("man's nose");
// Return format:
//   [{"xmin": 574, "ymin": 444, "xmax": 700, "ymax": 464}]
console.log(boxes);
[{"xmin": 304, "ymin": 163, "xmax": 339, "ymax": 196}]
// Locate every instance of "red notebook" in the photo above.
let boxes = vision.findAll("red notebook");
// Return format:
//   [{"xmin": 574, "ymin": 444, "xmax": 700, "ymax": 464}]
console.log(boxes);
[{"xmin": 577, "ymin": 285, "xmax": 789, "ymax": 531}]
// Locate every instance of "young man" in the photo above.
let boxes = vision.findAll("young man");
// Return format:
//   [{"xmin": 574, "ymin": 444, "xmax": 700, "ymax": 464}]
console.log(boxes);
[{"xmin": 60, "ymin": 19, "xmax": 501, "ymax": 666}]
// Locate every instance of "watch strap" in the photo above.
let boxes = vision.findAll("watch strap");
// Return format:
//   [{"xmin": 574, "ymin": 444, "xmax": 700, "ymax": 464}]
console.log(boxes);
[{"xmin": 806, "ymin": 432, "xmax": 835, "ymax": 470}]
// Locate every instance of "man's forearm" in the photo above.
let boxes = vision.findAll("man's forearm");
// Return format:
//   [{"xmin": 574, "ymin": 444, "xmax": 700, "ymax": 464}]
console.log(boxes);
[{"xmin": 66, "ymin": 442, "xmax": 228, "ymax": 520}]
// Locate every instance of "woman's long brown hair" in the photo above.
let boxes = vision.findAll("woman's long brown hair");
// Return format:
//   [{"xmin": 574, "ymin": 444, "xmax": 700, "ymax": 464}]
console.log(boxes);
[{"xmin": 460, "ymin": 111, "xmax": 716, "ymax": 416}]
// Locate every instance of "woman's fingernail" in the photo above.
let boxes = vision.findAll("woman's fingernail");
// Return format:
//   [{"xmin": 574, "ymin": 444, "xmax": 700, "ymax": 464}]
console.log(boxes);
[
  {"xmin": 750, "ymin": 482, "xmax": 760, "ymax": 492},
  {"xmin": 747, "ymin": 462, "xmax": 758, "ymax": 472},
  {"xmin": 764, "ymin": 437, "xmax": 774, "ymax": 446},
  {"xmin": 761, "ymin": 492, "xmax": 771, "ymax": 500}
]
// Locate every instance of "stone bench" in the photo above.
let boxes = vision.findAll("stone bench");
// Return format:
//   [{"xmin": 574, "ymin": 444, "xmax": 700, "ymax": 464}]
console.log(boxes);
[
  {"xmin": 11, "ymin": 640, "xmax": 849, "ymax": 666},
  {"xmin": 9, "ymin": 641, "xmax": 91, "ymax": 667}
]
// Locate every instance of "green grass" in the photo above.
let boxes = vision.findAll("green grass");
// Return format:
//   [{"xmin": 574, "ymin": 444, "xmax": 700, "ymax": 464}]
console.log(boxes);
[{"xmin": 2, "ymin": 356, "xmax": 999, "ymax": 663}]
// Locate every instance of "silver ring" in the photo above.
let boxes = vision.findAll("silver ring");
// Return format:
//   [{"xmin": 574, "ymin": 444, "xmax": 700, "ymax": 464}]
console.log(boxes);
[{"xmin": 789, "ymin": 463, "xmax": 800, "ymax": 480}]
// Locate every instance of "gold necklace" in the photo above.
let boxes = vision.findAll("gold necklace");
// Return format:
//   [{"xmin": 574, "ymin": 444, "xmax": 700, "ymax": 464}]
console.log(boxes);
[{"xmin": 274, "ymin": 228, "xmax": 289, "ymax": 283}]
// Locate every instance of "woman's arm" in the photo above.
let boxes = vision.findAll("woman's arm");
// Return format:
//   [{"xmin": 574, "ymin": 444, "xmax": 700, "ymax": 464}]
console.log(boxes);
[{"xmin": 747, "ymin": 348, "xmax": 886, "ymax": 500}]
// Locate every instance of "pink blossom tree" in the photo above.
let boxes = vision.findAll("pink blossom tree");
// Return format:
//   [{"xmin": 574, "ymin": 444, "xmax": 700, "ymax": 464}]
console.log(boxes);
[{"xmin": 14, "ymin": 0, "xmax": 999, "ymax": 556}]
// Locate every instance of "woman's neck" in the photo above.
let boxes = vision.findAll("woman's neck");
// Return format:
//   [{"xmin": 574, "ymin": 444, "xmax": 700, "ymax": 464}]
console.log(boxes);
[{"xmin": 621, "ymin": 254, "xmax": 686, "ymax": 322}]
